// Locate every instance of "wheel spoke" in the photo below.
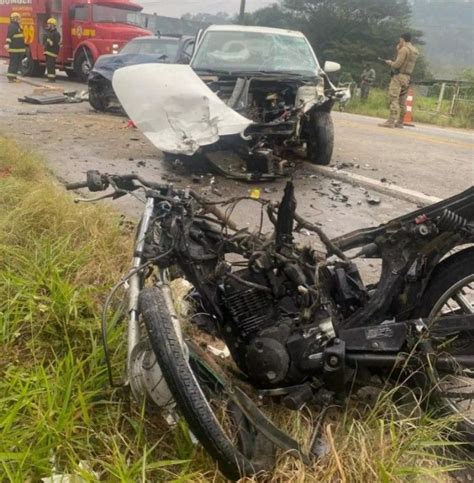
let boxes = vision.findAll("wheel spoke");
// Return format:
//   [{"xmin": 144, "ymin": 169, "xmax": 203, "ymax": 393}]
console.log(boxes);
[{"xmin": 453, "ymin": 292, "xmax": 474, "ymax": 314}]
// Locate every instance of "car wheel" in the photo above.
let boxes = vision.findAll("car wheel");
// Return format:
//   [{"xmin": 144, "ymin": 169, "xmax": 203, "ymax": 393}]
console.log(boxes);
[
  {"xmin": 88, "ymin": 84, "xmax": 108, "ymax": 112},
  {"xmin": 307, "ymin": 111, "xmax": 334, "ymax": 166}
]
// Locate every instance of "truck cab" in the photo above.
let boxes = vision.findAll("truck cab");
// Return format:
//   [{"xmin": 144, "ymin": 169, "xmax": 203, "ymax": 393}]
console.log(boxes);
[{"xmin": 0, "ymin": 0, "xmax": 151, "ymax": 81}]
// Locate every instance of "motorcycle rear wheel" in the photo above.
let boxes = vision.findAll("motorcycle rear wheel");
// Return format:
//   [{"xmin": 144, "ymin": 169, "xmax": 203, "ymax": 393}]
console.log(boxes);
[
  {"xmin": 139, "ymin": 286, "xmax": 273, "ymax": 481},
  {"xmin": 418, "ymin": 249, "xmax": 474, "ymax": 441}
]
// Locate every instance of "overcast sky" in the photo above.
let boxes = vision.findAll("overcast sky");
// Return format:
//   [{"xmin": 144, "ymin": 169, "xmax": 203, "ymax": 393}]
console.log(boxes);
[{"xmin": 140, "ymin": 0, "xmax": 275, "ymax": 16}]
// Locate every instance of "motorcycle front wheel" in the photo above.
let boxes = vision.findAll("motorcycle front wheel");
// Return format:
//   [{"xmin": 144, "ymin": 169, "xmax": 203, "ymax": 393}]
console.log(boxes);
[{"xmin": 139, "ymin": 286, "xmax": 274, "ymax": 481}]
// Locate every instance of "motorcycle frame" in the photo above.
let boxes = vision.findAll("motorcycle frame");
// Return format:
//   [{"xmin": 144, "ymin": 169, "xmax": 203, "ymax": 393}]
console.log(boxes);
[{"xmin": 123, "ymin": 188, "xmax": 474, "ymax": 388}]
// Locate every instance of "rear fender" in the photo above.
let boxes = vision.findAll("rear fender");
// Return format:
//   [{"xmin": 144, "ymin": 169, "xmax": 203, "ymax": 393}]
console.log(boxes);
[{"xmin": 426, "ymin": 246, "xmax": 474, "ymax": 288}]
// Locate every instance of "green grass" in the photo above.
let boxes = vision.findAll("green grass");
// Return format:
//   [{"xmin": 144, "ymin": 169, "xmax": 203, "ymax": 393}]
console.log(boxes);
[
  {"xmin": 346, "ymin": 88, "xmax": 474, "ymax": 129},
  {"xmin": 0, "ymin": 137, "xmax": 210, "ymax": 482},
  {"xmin": 0, "ymin": 136, "xmax": 470, "ymax": 482}
]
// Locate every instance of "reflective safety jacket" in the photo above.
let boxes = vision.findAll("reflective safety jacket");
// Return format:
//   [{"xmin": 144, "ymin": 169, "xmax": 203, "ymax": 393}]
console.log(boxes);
[
  {"xmin": 43, "ymin": 29, "xmax": 61, "ymax": 57},
  {"xmin": 5, "ymin": 22, "xmax": 25, "ymax": 54}
]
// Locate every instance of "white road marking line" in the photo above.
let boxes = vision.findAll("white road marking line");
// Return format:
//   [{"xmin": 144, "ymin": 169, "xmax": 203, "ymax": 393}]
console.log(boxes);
[{"xmin": 310, "ymin": 165, "xmax": 442, "ymax": 206}]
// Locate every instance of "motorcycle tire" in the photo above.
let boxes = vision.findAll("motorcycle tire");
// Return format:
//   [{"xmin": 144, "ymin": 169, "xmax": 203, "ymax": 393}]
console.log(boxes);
[
  {"xmin": 417, "ymin": 248, "xmax": 474, "ymax": 443},
  {"xmin": 139, "ymin": 286, "xmax": 269, "ymax": 481},
  {"xmin": 418, "ymin": 247, "xmax": 474, "ymax": 356}
]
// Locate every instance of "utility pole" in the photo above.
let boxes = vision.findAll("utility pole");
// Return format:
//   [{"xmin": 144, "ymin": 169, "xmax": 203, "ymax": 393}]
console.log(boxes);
[{"xmin": 239, "ymin": 0, "xmax": 246, "ymax": 24}]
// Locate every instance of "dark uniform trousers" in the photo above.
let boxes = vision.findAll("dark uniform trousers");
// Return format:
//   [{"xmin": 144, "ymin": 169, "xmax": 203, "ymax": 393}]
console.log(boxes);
[
  {"xmin": 45, "ymin": 54, "xmax": 56, "ymax": 80},
  {"xmin": 43, "ymin": 29, "xmax": 61, "ymax": 81},
  {"xmin": 7, "ymin": 52, "xmax": 23, "ymax": 79},
  {"xmin": 6, "ymin": 22, "xmax": 26, "ymax": 80}
]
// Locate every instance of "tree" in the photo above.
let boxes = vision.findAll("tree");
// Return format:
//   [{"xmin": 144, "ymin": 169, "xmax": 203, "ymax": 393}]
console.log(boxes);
[
  {"xmin": 246, "ymin": 0, "xmax": 431, "ymax": 85},
  {"xmin": 181, "ymin": 12, "xmax": 231, "ymax": 24}
]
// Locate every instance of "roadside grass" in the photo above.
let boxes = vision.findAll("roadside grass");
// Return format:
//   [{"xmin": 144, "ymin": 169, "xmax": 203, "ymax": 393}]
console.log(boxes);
[
  {"xmin": 346, "ymin": 88, "xmax": 474, "ymax": 129},
  {"xmin": 0, "ymin": 136, "xmax": 469, "ymax": 481},
  {"xmin": 0, "ymin": 137, "xmax": 208, "ymax": 481}
]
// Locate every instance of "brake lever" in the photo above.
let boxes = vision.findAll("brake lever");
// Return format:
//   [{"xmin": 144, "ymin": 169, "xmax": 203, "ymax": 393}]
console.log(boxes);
[{"xmin": 74, "ymin": 192, "xmax": 116, "ymax": 203}]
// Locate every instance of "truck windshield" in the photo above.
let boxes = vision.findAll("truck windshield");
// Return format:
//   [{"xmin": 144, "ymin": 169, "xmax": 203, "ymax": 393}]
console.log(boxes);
[
  {"xmin": 92, "ymin": 5, "xmax": 141, "ymax": 25},
  {"xmin": 191, "ymin": 30, "xmax": 319, "ymax": 76}
]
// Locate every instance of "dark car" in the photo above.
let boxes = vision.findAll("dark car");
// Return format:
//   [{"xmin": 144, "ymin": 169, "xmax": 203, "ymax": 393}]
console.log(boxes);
[{"xmin": 88, "ymin": 34, "xmax": 195, "ymax": 111}]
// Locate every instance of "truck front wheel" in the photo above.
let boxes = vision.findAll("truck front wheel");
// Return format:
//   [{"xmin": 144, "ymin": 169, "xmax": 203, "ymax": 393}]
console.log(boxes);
[
  {"xmin": 307, "ymin": 111, "xmax": 334, "ymax": 166},
  {"xmin": 20, "ymin": 48, "xmax": 45, "ymax": 77},
  {"xmin": 74, "ymin": 48, "xmax": 93, "ymax": 82}
]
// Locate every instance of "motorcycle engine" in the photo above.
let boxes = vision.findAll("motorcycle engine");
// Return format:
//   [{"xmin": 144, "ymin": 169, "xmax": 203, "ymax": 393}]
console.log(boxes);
[{"xmin": 219, "ymin": 266, "xmax": 336, "ymax": 388}]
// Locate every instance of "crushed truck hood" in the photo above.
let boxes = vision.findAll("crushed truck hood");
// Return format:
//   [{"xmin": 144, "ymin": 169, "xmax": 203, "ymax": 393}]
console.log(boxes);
[{"xmin": 113, "ymin": 64, "xmax": 253, "ymax": 155}]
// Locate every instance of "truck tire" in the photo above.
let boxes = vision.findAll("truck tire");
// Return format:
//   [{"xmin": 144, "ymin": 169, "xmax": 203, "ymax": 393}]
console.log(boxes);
[
  {"xmin": 65, "ymin": 69, "xmax": 78, "ymax": 80},
  {"xmin": 139, "ymin": 287, "xmax": 271, "ymax": 481},
  {"xmin": 74, "ymin": 48, "xmax": 93, "ymax": 82},
  {"xmin": 20, "ymin": 48, "xmax": 45, "ymax": 77},
  {"xmin": 307, "ymin": 111, "xmax": 334, "ymax": 166},
  {"xmin": 88, "ymin": 84, "xmax": 108, "ymax": 112}
]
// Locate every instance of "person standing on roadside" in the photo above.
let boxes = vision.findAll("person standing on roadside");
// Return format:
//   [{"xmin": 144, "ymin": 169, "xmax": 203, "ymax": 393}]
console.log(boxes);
[
  {"xmin": 42, "ymin": 18, "xmax": 61, "ymax": 82},
  {"xmin": 360, "ymin": 63, "xmax": 376, "ymax": 101},
  {"xmin": 379, "ymin": 33, "xmax": 418, "ymax": 128},
  {"xmin": 4, "ymin": 12, "xmax": 25, "ymax": 83}
]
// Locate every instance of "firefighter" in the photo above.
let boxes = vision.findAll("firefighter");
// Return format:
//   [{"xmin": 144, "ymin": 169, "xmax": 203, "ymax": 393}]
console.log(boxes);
[
  {"xmin": 42, "ymin": 18, "xmax": 61, "ymax": 82},
  {"xmin": 4, "ymin": 12, "xmax": 26, "ymax": 83}
]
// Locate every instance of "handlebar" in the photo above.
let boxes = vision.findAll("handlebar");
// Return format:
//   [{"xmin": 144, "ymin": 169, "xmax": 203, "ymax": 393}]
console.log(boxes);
[
  {"xmin": 65, "ymin": 170, "xmax": 171, "ymax": 194},
  {"xmin": 66, "ymin": 170, "xmax": 240, "ymax": 231},
  {"xmin": 65, "ymin": 181, "xmax": 89, "ymax": 191}
]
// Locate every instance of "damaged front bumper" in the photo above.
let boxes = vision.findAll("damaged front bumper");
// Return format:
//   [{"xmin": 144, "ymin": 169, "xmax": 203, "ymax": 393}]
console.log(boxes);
[{"xmin": 112, "ymin": 64, "xmax": 338, "ymax": 180}]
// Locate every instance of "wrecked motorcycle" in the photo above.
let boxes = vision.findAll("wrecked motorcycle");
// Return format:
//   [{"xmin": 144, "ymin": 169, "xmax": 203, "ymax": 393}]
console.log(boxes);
[{"xmin": 67, "ymin": 173, "xmax": 474, "ymax": 480}]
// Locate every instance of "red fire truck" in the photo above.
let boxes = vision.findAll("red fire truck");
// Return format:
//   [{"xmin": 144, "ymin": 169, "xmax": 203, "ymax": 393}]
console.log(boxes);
[{"xmin": 0, "ymin": 0, "xmax": 152, "ymax": 81}]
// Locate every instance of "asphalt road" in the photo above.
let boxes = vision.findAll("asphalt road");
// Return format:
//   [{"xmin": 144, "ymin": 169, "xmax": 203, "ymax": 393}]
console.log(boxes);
[
  {"xmin": 0, "ymin": 63, "xmax": 473, "ymax": 247},
  {"xmin": 333, "ymin": 111, "xmax": 474, "ymax": 199}
]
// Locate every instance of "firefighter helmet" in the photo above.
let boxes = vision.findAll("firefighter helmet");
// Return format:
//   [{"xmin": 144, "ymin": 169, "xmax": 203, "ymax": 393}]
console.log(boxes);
[
  {"xmin": 47, "ymin": 18, "xmax": 57, "ymax": 26},
  {"xmin": 10, "ymin": 12, "xmax": 21, "ymax": 20}
]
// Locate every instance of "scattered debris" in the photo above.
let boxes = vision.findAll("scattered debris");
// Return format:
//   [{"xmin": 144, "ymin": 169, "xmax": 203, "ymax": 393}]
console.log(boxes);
[
  {"xmin": 366, "ymin": 195, "xmax": 381, "ymax": 205},
  {"xmin": 18, "ymin": 90, "xmax": 88, "ymax": 105},
  {"xmin": 210, "ymin": 177, "xmax": 223, "ymax": 196},
  {"xmin": 136, "ymin": 160, "xmax": 146, "ymax": 167},
  {"xmin": 263, "ymin": 187, "xmax": 278, "ymax": 194},
  {"xmin": 361, "ymin": 163, "xmax": 378, "ymax": 172},
  {"xmin": 335, "ymin": 161, "xmax": 354, "ymax": 170},
  {"xmin": 207, "ymin": 344, "xmax": 230, "ymax": 359}
]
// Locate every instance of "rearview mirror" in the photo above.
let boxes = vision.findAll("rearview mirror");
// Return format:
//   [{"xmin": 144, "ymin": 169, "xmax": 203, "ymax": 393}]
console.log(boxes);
[{"xmin": 324, "ymin": 61, "xmax": 341, "ymax": 73}]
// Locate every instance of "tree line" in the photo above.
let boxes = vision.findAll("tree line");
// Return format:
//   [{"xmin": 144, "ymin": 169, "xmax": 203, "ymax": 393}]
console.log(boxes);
[{"xmin": 183, "ymin": 0, "xmax": 433, "ymax": 85}]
